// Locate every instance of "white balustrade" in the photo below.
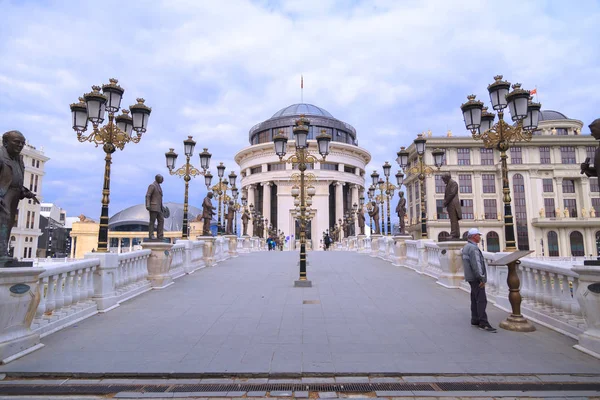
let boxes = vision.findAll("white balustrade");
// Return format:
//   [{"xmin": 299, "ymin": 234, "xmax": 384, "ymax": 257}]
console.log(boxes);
[
  {"xmin": 169, "ymin": 243, "xmax": 186, "ymax": 280},
  {"xmin": 423, "ymin": 243, "xmax": 442, "ymax": 279},
  {"xmin": 405, "ymin": 240, "xmax": 419, "ymax": 269},
  {"xmin": 114, "ymin": 250, "xmax": 152, "ymax": 303}
]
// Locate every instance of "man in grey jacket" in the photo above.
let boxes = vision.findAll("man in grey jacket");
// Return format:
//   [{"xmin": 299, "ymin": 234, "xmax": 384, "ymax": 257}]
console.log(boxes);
[{"xmin": 462, "ymin": 228, "xmax": 496, "ymax": 332}]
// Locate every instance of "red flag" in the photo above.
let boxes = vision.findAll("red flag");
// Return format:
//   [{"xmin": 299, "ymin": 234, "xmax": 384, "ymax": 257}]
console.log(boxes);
[
  {"xmin": 530, "ymin": 88, "xmax": 537, "ymax": 95},
  {"xmin": 301, "ymin": 75, "xmax": 303, "ymax": 89}
]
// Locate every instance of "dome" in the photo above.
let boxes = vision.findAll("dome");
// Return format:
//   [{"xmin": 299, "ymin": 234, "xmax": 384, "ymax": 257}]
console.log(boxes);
[
  {"xmin": 539, "ymin": 110, "xmax": 568, "ymax": 121},
  {"xmin": 109, "ymin": 202, "xmax": 205, "ymax": 231},
  {"xmin": 271, "ymin": 103, "xmax": 334, "ymax": 119}
]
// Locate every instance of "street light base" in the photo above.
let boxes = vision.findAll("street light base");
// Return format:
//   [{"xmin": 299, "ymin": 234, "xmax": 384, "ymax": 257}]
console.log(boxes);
[
  {"xmin": 499, "ymin": 314, "xmax": 536, "ymax": 332},
  {"xmin": 294, "ymin": 280, "xmax": 312, "ymax": 287}
]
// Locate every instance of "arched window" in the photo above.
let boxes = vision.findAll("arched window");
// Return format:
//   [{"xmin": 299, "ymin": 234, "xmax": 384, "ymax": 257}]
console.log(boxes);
[
  {"xmin": 596, "ymin": 231, "xmax": 600, "ymax": 257},
  {"xmin": 548, "ymin": 231, "xmax": 559, "ymax": 257},
  {"xmin": 438, "ymin": 231, "xmax": 450, "ymax": 242},
  {"xmin": 569, "ymin": 231, "xmax": 585, "ymax": 257},
  {"xmin": 512, "ymin": 174, "xmax": 529, "ymax": 250},
  {"xmin": 486, "ymin": 231, "xmax": 500, "ymax": 253}
]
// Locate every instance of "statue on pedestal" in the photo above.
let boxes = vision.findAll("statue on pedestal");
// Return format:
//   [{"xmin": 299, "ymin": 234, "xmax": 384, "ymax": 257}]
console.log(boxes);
[
  {"xmin": 225, "ymin": 200, "xmax": 235, "ymax": 235},
  {"xmin": 581, "ymin": 119, "xmax": 600, "ymax": 179},
  {"xmin": 442, "ymin": 173, "xmax": 462, "ymax": 239},
  {"xmin": 145, "ymin": 174, "xmax": 166, "ymax": 240},
  {"xmin": 592, "ymin": 208, "xmax": 597, "ymax": 218},
  {"xmin": 241, "ymin": 209, "xmax": 250, "ymax": 236},
  {"xmin": 357, "ymin": 208, "xmax": 365, "ymax": 235},
  {"xmin": 539, "ymin": 208, "xmax": 544, "ymax": 218},
  {"xmin": 0, "ymin": 131, "xmax": 39, "ymax": 266},
  {"xmin": 201, "ymin": 192, "xmax": 216, "ymax": 236},
  {"xmin": 396, "ymin": 191, "xmax": 407, "ymax": 234},
  {"xmin": 564, "ymin": 208, "xmax": 570, "ymax": 218},
  {"xmin": 368, "ymin": 201, "xmax": 380, "ymax": 234},
  {"xmin": 582, "ymin": 208, "xmax": 588, "ymax": 218}
]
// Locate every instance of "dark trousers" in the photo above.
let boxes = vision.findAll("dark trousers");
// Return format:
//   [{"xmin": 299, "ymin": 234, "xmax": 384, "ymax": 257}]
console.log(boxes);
[
  {"xmin": 148, "ymin": 211, "xmax": 164, "ymax": 239},
  {"xmin": 469, "ymin": 281, "xmax": 488, "ymax": 325}
]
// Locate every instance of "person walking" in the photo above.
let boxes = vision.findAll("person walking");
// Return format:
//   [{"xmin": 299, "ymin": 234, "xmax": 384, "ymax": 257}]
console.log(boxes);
[{"xmin": 462, "ymin": 228, "xmax": 496, "ymax": 332}]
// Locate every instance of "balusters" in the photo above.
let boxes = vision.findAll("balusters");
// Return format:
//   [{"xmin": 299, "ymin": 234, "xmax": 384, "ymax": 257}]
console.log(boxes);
[
  {"xmin": 551, "ymin": 272, "xmax": 563, "ymax": 314},
  {"xmin": 36, "ymin": 276, "xmax": 48, "ymax": 318},
  {"xmin": 63, "ymin": 271, "xmax": 74, "ymax": 308},
  {"xmin": 88, "ymin": 266, "xmax": 95, "ymax": 298},
  {"xmin": 533, "ymin": 269, "xmax": 543, "ymax": 307},
  {"xmin": 45, "ymin": 275, "xmax": 57, "ymax": 314},
  {"xmin": 72, "ymin": 269, "xmax": 81, "ymax": 305},
  {"xmin": 570, "ymin": 278, "xmax": 581, "ymax": 316}
]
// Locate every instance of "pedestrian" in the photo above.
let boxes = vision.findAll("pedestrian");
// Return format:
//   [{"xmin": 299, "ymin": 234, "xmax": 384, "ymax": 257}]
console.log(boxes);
[{"xmin": 462, "ymin": 228, "xmax": 496, "ymax": 332}]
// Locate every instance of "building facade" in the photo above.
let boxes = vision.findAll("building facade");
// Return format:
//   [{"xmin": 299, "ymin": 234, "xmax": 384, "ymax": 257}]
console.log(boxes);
[
  {"xmin": 403, "ymin": 110, "xmax": 599, "ymax": 257},
  {"xmin": 38, "ymin": 203, "xmax": 69, "ymax": 258},
  {"xmin": 235, "ymin": 103, "xmax": 371, "ymax": 249},
  {"xmin": 12, "ymin": 142, "xmax": 49, "ymax": 260}
]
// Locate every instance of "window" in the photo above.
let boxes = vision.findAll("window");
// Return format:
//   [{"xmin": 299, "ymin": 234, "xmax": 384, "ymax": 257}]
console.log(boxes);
[
  {"xmin": 548, "ymin": 231, "xmax": 559, "ymax": 257},
  {"xmin": 436, "ymin": 199, "xmax": 448, "ymax": 219},
  {"xmin": 484, "ymin": 199, "xmax": 497, "ymax": 220},
  {"xmin": 591, "ymin": 178, "xmax": 599, "ymax": 193},
  {"xmin": 480, "ymin": 148, "xmax": 494, "ymax": 165},
  {"xmin": 321, "ymin": 163, "xmax": 339, "ymax": 171},
  {"xmin": 544, "ymin": 198, "xmax": 555, "ymax": 218},
  {"xmin": 458, "ymin": 174, "xmax": 472, "ymax": 193},
  {"xmin": 36, "ymin": 160, "xmax": 40, "ymax": 168},
  {"xmin": 539, "ymin": 146, "xmax": 551, "ymax": 164},
  {"xmin": 407, "ymin": 186, "xmax": 412, "ymax": 203},
  {"xmin": 26, "ymin": 211, "xmax": 31, "ymax": 229},
  {"xmin": 564, "ymin": 199, "xmax": 577, "ymax": 218},
  {"xmin": 28, "ymin": 248, "xmax": 32, "ymax": 258},
  {"xmin": 438, "ymin": 231, "xmax": 451, "ymax": 241},
  {"xmin": 34, "ymin": 175, "xmax": 39, "ymax": 192},
  {"xmin": 31, "ymin": 158, "xmax": 35, "ymax": 167},
  {"xmin": 23, "ymin": 248, "xmax": 28, "ymax": 259},
  {"xmin": 31, "ymin": 212, "xmax": 35, "ymax": 229},
  {"xmin": 543, "ymin": 179, "xmax": 554, "ymax": 192},
  {"xmin": 561, "ymin": 146, "xmax": 576, "ymax": 164},
  {"xmin": 344, "ymin": 166, "xmax": 356, "ymax": 174},
  {"xmin": 593, "ymin": 198, "xmax": 600, "ymax": 216},
  {"xmin": 414, "ymin": 182, "xmax": 420, "ymax": 200},
  {"xmin": 513, "ymin": 174, "xmax": 529, "ymax": 250},
  {"xmin": 267, "ymin": 163, "xmax": 285, "ymax": 171},
  {"xmin": 461, "ymin": 199, "xmax": 474, "ymax": 219},
  {"xmin": 569, "ymin": 231, "xmax": 585, "ymax": 256},
  {"xmin": 510, "ymin": 147, "xmax": 522, "ymax": 164},
  {"xmin": 486, "ymin": 231, "xmax": 500, "ymax": 253},
  {"xmin": 482, "ymin": 174, "xmax": 496, "ymax": 193},
  {"xmin": 562, "ymin": 179, "xmax": 575, "ymax": 193},
  {"xmin": 457, "ymin": 148, "xmax": 471, "ymax": 165},
  {"xmin": 250, "ymin": 166, "xmax": 262, "ymax": 175},
  {"xmin": 555, "ymin": 128, "xmax": 568, "ymax": 136},
  {"xmin": 586, "ymin": 146, "xmax": 596, "ymax": 165},
  {"xmin": 435, "ymin": 175, "xmax": 445, "ymax": 193}
]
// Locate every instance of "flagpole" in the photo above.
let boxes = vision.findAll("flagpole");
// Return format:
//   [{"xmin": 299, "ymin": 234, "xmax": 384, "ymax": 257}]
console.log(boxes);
[
  {"xmin": 301, "ymin": 75, "xmax": 304, "ymax": 103},
  {"xmin": 535, "ymin": 85, "xmax": 539, "ymax": 103}
]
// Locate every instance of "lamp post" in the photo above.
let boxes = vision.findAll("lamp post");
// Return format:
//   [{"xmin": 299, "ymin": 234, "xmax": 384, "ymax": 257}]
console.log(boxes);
[
  {"xmin": 70, "ymin": 79, "xmax": 151, "ymax": 252},
  {"xmin": 381, "ymin": 162, "xmax": 399, "ymax": 236},
  {"xmin": 395, "ymin": 171, "xmax": 405, "ymax": 234},
  {"xmin": 211, "ymin": 163, "xmax": 228, "ymax": 236},
  {"xmin": 367, "ymin": 185, "xmax": 376, "ymax": 234},
  {"xmin": 460, "ymin": 75, "xmax": 540, "ymax": 333},
  {"xmin": 396, "ymin": 134, "xmax": 445, "ymax": 239},
  {"xmin": 273, "ymin": 116, "xmax": 331, "ymax": 285},
  {"xmin": 165, "ymin": 137, "xmax": 212, "ymax": 239},
  {"xmin": 370, "ymin": 171, "xmax": 387, "ymax": 235},
  {"xmin": 460, "ymin": 75, "xmax": 541, "ymax": 251}
]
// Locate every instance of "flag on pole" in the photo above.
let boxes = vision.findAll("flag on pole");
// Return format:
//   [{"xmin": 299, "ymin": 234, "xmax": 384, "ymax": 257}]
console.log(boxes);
[
  {"xmin": 530, "ymin": 88, "xmax": 537, "ymax": 95},
  {"xmin": 301, "ymin": 75, "xmax": 303, "ymax": 89}
]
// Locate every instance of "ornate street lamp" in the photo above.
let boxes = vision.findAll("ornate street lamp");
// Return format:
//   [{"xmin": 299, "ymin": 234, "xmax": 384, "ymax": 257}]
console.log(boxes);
[
  {"xmin": 460, "ymin": 75, "xmax": 540, "ymax": 333},
  {"xmin": 71, "ymin": 79, "xmax": 151, "ymax": 252},
  {"xmin": 273, "ymin": 116, "xmax": 330, "ymax": 286},
  {"xmin": 382, "ymin": 161, "xmax": 398, "ymax": 236},
  {"xmin": 396, "ymin": 134, "xmax": 444, "ymax": 239},
  {"xmin": 209, "ymin": 162, "xmax": 228, "ymax": 235},
  {"xmin": 165, "ymin": 137, "xmax": 212, "ymax": 239}
]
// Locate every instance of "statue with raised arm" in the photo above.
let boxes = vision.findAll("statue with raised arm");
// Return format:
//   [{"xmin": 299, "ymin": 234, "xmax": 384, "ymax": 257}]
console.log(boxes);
[
  {"xmin": 396, "ymin": 191, "xmax": 407, "ymax": 234},
  {"xmin": 241, "ymin": 209, "xmax": 250, "ymax": 236},
  {"xmin": 146, "ymin": 174, "xmax": 166, "ymax": 240},
  {"xmin": 442, "ymin": 173, "xmax": 462, "ymax": 239},
  {"xmin": 0, "ymin": 131, "xmax": 39, "ymax": 266},
  {"xmin": 201, "ymin": 192, "xmax": 216, "ymax": 236},
  {"xmin": 225, "ymin": 200, "xmax": 235, "ymax": 235},
  {"xmin": 368, "ymin": 201, "xmax": 380, "ymax": 234}
]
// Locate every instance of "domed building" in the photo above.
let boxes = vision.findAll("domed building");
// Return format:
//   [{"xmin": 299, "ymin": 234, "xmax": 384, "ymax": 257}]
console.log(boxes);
[{"xmin": 235, "ymin": 103, "xmax": 371, "ymax": 249}]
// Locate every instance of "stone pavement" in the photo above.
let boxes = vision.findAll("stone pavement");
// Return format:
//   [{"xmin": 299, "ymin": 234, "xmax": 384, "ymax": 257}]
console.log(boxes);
[{"xmin": 0, "ymin": 251, "xmax": 599, "ymax": 374}]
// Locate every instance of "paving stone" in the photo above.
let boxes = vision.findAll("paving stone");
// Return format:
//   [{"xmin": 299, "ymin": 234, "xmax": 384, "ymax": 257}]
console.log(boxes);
[
  {"xmin": 225, "ymin": 391, "xmax": 246, "ymax": 397},
  {"xmin": 370, "ymin": 377, "xmax": 402, "ymax": 382},
  {"xmin": 246, "ymin": 391, "xmax": 267, "ymax": 397},
  {"xmin": 301, "ymin": 377, "xmax": 335, "ymax": 383},
  {"xmin": 270, "ymin": 390, "xmax": 294, "ymax": 397},
  {"xmin": 294, "ymin": 391, "xmax": 310, "ymax": 398},
  {"xmin": 116, "ymin": 393, "xmax": 174, "ymax": 398},
  {"xmin": 335, "ymin": 376, "xmax": 370, "ymax": 383},
  {"xmin": 318, "ymin": 391, "xmax": 338, "ymax": 398},
  {"xmin": 375, "ymin": 391, "xmax": 415, "ymax": 396},
  {"xmin": 199, "ymin": 378, "xmax": 234, "ymax": 384}
]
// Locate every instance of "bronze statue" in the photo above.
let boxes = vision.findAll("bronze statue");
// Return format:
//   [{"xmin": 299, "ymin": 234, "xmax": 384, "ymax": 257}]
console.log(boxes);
[
  {"xmin": 357, "ymin": 208, "xmax": 365, "ymax": 235},
  {"xmin": 225, "ymin": 200, "xmax": 235, "ymax": 235},
  {"xmin": 201, "ymin": 192, "xmax": 216, "ymax": 236},
  {"xmin": 442, "ymin": 173, "xmax": 462, "ymax": 239},
  {"xmin": 581, "ymin": 119, "xmax": 600, "ymax": 179},
  {"xmin": 145, "ymin": 174, "xmax": 165, "ymax": 240},
  {"xmin": 368, "ymin": 201, "xmax": 380, "ymax": 234},
  {"xmin": 241, "ymin": 209, "xmax": 250, "ymax": 236},
  {"xmin": 396, "ymin": 191, "xmax": 407, "ymax": 234},
  {"xmin": 0, "ymin": 131, "xmax": 39, "ymax": 265}
]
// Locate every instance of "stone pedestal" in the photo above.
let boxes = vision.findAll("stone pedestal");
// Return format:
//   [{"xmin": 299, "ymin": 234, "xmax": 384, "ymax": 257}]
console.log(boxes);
[
  {"xmin": 357, "ymin": 235, "xmax": 366, "ymax": 252},
  {"xmin": 348, "ymin": 237, "xmax": 356, "ymax": 250},
  {"xmin": 436, "ymin": 241, "xmax": 466, "ymax": 288},
  {"xmin": 241, "ymin": 235, "xmax": 251, "ymax": 253},
  {"xmin": 225, "ymin": 235, "xmax": 238, "ymax": 257},
  {"xmin": 572, "ymin": 264, "xmax": 600, "ymax": 359},
  {"xmin": 0, "ymin": 267, "xmax": 45, "ymax": 364},
  {"xmin": 392, "ymin": 235, "xmax": 411, "ymax": 266},
  {"xmin": 251, "ymin": 237, "xmax": 259, "ymax": 252},
  {"xmin": 140, "ymin": 242, "xmax": 174, "ymax": 289},
  {"xmin": 198, "ymin": 236, "xmax": 216, "ymax": 266},
  {"xmin": 370, "ymin": 234, "xmax": 382, "ymax": 257},
  {"xmin": 85, "ymin": 252, "xmax": 121, "ymax": 312}
]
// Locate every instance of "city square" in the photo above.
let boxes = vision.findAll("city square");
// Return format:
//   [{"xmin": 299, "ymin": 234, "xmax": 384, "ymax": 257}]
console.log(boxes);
[{"xmin": 1, "ymin": 1, "xmax": 600, "ymax": 398}]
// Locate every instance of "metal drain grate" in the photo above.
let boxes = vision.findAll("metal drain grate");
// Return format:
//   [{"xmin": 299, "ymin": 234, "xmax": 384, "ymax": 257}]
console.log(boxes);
[
  {"xmin": 168, "ymin": 382, "xmax": 432, "ymax": 392},
  {"xmin": 436, "ymin": 382, "xmax": 600, "ymax": 392},
  {"xmin": 0, "ymin": 384, "xmax": 139, "ymax": 396}
]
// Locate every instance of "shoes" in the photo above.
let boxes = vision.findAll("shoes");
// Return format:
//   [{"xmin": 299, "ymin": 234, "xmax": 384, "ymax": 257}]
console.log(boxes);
[
  {"xmin": 479, "ymin": 324, "xmax": 497, "ymax": 332},
  {"xmin": 471, "ymin": 320, "xmax": 480, "ymax": 326}
]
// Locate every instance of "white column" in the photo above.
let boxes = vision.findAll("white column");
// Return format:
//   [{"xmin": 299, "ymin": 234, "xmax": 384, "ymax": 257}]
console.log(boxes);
[
  {"xmin": 70, "ymin": 237, "xmax": 76, "ymax": 259},
  {"xmin": 580, "ymin": 178, "xmax": 592, "ymax": 213},
  {"xmin": 263, "ymin": 182, "xmax": 271, "ymax": 226},
  {"xmin": 555, "ymin": 177, "xmax": 564, "ymax": 214},
  {"xmin": 247, "ymin": 184, "xmax": 255, "ymax": 236},
  {"xmin": 335, "ymin": 182, "xmax": 344, "ymax": 227},
  {"xmin": 117, "ymin": 237, "xmax": 122, "ymax": 254}
]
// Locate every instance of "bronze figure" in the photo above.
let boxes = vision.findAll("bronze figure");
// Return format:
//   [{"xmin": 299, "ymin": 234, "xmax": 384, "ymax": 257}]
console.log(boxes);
[
  {"xmin": 581, "ymin": 119, "xmax": 600, "ymax": 179},
  {"xmin": 357, "ymin": 208, "xmax": 365, "ymax": 235},
  {"xmin": 0, "ymin": 131, "xmax": 39, "ymax": 265},
  {"xmin": 201, "ymin": 192, "xmax": 216, "ymax": 236},
  {"xmin": 241, "ymin": 209, "xmax": 250, "ymax": 236},
  {"xmin": 145, "ymin": 174, "xmax": 165, "ymax": 240},
  {"xmin": 225, "ymin": 200, "xmax": 235, "ymax": 235},
  {"xmin": 368, "ymin": 201, "xmax": 380, "ymax": 234},
  {"xmin": 396, "ymin": 191, "xmax": 407, "ymax": 235},
  {"xmin": 442, "ymin": 173, "xmax": 462, "ymax": 239}
]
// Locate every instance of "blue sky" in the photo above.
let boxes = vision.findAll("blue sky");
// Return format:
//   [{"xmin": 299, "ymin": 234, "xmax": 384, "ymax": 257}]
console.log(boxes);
[{"xmin": 1, "ymin": 0, "xmax": 599, "ymax": 221}]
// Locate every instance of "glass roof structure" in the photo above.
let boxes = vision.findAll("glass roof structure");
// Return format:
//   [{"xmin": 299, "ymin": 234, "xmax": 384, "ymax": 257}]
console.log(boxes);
[{"xmin": 271, "ymin": 103, "xmax": 334, "ymax": 119}]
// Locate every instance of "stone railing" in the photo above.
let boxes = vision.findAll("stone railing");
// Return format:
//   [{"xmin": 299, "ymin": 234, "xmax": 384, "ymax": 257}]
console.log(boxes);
[
  {"xmin": 405, "ymin": 240, "xmax": 419, "ymax": 268},
  {"xmin": 113, "ymin": 250, "xmax": 152, "ymax": 304},
  {"xmin": 423, "ymin": 242, "xmax": 442, "ymax": 279},
  {"xmin": 169, "ymin": 243, "xmax": 186, "ymax": 280}
]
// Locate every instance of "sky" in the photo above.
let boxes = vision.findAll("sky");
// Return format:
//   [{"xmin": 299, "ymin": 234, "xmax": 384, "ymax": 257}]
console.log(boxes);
[{"xmin": 1, "ymin": 0, "xmax": 599, "ymax": 223}]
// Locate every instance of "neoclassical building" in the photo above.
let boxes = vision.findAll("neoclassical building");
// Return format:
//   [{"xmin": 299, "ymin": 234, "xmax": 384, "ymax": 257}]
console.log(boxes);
[
  {"xmin": 403, "ymin": 110, "xmax": 599, "ymax": 257},
  {"xmin": 235, "ymin": 103, "xmax": 371, "ymax": 249}
]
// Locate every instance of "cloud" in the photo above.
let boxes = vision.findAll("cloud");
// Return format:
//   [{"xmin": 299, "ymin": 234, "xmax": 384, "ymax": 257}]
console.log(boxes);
[{"xmin": 0, "ymin": 0, "xmax": 598, "ymax": 219}]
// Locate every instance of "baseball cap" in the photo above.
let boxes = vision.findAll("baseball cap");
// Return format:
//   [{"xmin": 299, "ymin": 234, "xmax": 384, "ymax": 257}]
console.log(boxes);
[{"xmin": 467, "ymin": 228, "xmax": 483, "ymax": 236}]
